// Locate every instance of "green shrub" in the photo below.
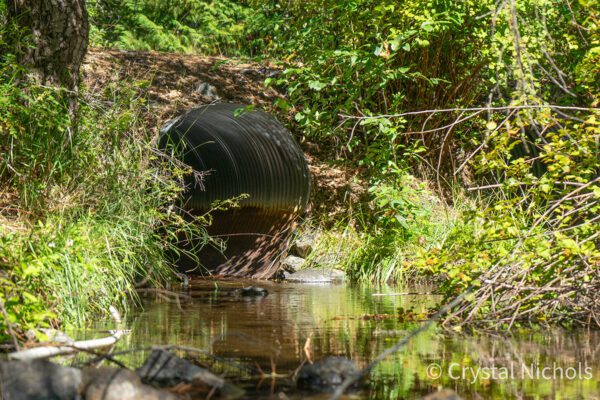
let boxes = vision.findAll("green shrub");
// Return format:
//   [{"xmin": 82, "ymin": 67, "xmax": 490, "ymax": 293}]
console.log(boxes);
[
  {"xmin": 428, "ymin": 110, "xmax": 600, "ymax": 329},
  {"xmin": 252, "ymin": 0, "xmax": 599, "ymax": 329}
]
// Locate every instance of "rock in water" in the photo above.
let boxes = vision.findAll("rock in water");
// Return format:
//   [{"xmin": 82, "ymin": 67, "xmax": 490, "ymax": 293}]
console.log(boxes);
[
  {"xmin": 137, "ymin": 349, "xmax": 243, "ymax": 398},
  {"xmin": 284, "ymin": 268, "xmax": 345, "ymax": 283},
  {"xmin": 83, "ymin": 367, "xmax": 176, "ymax": 400},
  {"xmin": 296, "ymin": 357, "xmax": 360, "ymax": 392},
  {"xmin": 233, "ymin": 286, "xmax": 269, "ymax": 297},
  {"xmin": 0, "ymin": 360, "xmax": 82, "ymax": 400}
]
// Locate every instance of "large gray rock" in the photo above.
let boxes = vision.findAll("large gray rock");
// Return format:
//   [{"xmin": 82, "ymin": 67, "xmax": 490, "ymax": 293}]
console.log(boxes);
[
  {"xmin": 281, "ymin": 255, "xmax": 305, "ymax": 273},
  {"xmin": 83, "ymin": 367, "xmax": 176, "ymax": 400},
  {"xmin": 296, "ymin": 357, "xmax": 359, "ymax": 392},
  {"xmin": 137, "ymin": 349, "xmax": 243, "ymax": 398},
  {"xmin": 0, "ymin": 360, "xmax": 82, "ymax": 400},
  {"xmin": 291, "ymin": 233, "xmax": 317, "ymax": 258},
  {"xmin": 283, "ymin": 268, "xmax": 345, "ymax": 283}
]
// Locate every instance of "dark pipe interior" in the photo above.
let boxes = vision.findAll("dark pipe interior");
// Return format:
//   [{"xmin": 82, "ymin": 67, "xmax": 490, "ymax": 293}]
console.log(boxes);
[{"xmin": 159, "ymin": 103, "xmax": 310, "ymax": 278}]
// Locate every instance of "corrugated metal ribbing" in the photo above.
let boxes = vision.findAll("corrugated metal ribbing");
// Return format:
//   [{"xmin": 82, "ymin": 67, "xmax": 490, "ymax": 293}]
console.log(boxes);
[{"xmin": 159, "ymin": 103, "xmax": 311, "ymax": 278}]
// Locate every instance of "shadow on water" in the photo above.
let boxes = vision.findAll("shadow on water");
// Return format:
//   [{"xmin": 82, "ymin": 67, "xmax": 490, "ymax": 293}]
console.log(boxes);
[{"xmin": 78, "ymin": 280, "xmax": 600, "ymax": 399}]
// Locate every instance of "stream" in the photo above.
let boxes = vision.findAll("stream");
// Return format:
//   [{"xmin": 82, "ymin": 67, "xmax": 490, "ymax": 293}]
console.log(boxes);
[{"xmin": 75, "ymin": 279, "xmax": 600, "ymax": 399}]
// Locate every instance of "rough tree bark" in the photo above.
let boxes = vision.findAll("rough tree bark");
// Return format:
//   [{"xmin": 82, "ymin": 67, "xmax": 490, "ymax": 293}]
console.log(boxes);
[{"xmin": 6, "ymin": 0, "xmax": 89, "ymax": 92}]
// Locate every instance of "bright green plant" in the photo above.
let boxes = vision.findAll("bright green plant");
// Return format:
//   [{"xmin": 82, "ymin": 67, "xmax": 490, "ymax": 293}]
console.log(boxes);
[
  {"xmin": 255, "ymin": 0, "xmax": 599, "ymax": 329},
  {"xmin": 89, "ymin": 0, "xmax": 260, "ymax": 56},
  {"xmin": 0, "ymin": 52, "xmax": 209, "ymax": 339}
]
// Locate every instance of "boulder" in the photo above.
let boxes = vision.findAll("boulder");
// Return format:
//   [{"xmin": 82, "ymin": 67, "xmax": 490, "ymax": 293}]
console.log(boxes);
[
  {"xmin": 283, "ymin": 268, "xmax": 345, "ymax": 283},
  {"xmin": 83, "ymin": 367, "xmax": 176, "ymax": 400},
  {"xmin": 281, "ymin": 255, "xmax": 305, "ymax": 273},
  {"xmin": 296, "ymin": 357, "xmax": 359, "ymax": 392},
  {"xmin": 291, "ymin": 233, "xmax": 316, "ymax": 258},
  {"xmin": 137, "ymin": 349, "xmax": 243, "ymax": 398},
  {"xmin": 0, "ymin": 360, "xmax": 82, "ymax": 400}
]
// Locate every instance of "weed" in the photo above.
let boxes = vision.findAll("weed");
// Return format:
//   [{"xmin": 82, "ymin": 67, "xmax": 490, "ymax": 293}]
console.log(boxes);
[{"xmin": 0, "ymin": 55, "xmax": 208, "ymax": 338}]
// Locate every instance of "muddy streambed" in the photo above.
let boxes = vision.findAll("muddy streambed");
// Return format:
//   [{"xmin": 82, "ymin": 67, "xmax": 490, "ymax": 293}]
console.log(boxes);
[{"xmin": 72, "ymin": 279, "xmax": 600, "ymax": 399}]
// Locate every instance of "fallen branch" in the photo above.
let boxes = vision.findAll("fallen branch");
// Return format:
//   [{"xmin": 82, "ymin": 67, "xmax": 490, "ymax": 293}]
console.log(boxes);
[
  {"xmin": 8, "ymin": 330, "xmax": 126, "ymax": 361},
  {"xmin": 329, "ymin": 290, "xmax": 470, "ymax": 400},
  {"xmin": 339, "ymin": 104, "xmax": 599, "ymax": 121},
  {"xmin": 8, "ymin": 305, "xmax": 126, "ymax": 361}
]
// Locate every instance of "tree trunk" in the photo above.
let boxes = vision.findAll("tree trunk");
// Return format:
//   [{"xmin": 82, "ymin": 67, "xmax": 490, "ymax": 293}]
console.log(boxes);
[{"xmin": 6, "ymin": 0, "xmax": 89, "ymax": 92}]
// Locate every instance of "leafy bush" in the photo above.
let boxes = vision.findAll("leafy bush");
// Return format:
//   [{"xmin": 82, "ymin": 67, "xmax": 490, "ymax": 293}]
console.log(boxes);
[
  {"xmin": 251, "ymin": 0, "xmax": 599, "ymax": 329},
  {"xmin": 428, "ymin": 110, "xmax": 600, "ymax": 329},
  {"xmin": 258, "ymin": 0, "xmax": 492, "ymax": 167}
]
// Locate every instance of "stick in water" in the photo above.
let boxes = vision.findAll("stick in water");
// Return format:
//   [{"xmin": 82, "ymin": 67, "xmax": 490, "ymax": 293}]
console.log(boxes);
[
  {"xmin": 329, "ymin": 290, "xmax": 470, "ymax": 400},
  {"xmin": 9, "ymin": 304, "xmax": 126, "ymax": 361}
]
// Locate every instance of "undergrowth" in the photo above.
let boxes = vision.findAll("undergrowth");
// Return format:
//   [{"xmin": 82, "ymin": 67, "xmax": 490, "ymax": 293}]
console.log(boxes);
[
  {"xmin": 302, "ymin": 173, "xmax": 467, "ymax": 284},
  {"xmin": 88, "ymin": 0, "xmax": 260, "ymax": 56},
  {"xmin": 0, "ymin": 54, "xmax": 208, "ymax": 339}
]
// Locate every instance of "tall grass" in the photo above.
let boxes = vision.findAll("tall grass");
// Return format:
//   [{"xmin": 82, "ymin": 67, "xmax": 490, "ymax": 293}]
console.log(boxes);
[
  {"xmin": 302, "ymin": 173, "xmax": 467, "ymax": 284},
  {"xmin": 0, "ymin": 45, "xmax": 208, "ymax": 336}
]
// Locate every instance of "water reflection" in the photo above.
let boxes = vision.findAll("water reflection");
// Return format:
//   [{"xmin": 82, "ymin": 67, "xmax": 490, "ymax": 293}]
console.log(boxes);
[{"xmin": 86, "ymin": 280, "xmax": 600, "ymax": 399}]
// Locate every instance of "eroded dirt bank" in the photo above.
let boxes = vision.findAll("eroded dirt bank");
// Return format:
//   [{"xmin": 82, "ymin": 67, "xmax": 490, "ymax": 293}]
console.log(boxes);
[{"xmin": 83, "ymin": 48, "xmax": 366, "ymax": 219}]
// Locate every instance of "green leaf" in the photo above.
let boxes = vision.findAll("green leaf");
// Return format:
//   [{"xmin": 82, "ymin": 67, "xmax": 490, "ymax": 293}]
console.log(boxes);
[
  {"xmin": 486, "ymin": 121, "xmax": 497, "ymax": 130},
  {"xmin": 308, "ymin": 80, "xmax": 326, "ymax": 91}
]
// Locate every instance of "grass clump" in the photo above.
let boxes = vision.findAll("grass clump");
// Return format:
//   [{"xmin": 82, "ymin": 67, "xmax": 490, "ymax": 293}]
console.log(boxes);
[
  {"xmin": 0, "ymin": 52, "xmax": 207, "ymax": 339},
  {"xmin": 303, "ymin": 172, "xmax": 464, "ymax": 285}
]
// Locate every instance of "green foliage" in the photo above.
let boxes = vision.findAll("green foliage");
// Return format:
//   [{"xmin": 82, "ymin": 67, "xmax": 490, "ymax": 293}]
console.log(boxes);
[
  {"xmin": 250, "ymin": 0, "xmax": 599, "ymax": 328},
  {"xmin": 0, "ymin": 52, "xmax": 208, "ymax": 338},
  {"xmin": 89, "ymin": 0, "xmax": 259, "ymax": 56},
  {"xmin": 0, "ymin": 74, "xmax": 73, "ymax": 211},
  {"xmin": 259, "ymin": 0, "xmax": 492, "ymax": 164},
  {"xmin": 427, "ymin": 111, "xmax": 600, "ymax": 328},
  {"xmin": 305, "ymin": 172, "xmax": 461, "ymax": 284}
]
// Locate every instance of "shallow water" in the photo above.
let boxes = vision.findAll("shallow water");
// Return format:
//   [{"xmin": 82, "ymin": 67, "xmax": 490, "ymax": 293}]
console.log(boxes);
[{"xmin": 79, "ymin": 279, "xmax": 600, "ymax": 399}]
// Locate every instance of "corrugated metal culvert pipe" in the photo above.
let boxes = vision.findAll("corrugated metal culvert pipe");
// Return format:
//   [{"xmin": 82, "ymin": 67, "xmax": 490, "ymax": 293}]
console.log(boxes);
[{"xmin": 159, "ymin": 103, "xmax": 310, "ymax": 278}]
